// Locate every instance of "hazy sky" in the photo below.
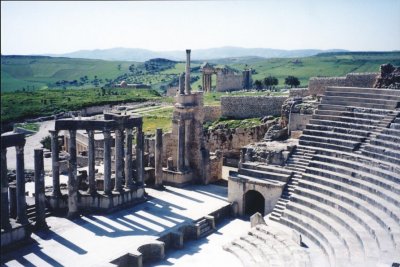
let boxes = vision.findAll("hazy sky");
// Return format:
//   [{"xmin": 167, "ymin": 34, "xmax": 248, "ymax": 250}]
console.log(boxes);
[{"xmin": 1, "ymin": 0, "xmax": 400, "ymax": 55}]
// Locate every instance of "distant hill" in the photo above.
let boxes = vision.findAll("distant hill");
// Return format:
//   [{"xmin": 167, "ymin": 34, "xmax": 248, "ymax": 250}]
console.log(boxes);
[{"xmin": 42, "ymin": 47, "xmax": 349, "ymax": 62}]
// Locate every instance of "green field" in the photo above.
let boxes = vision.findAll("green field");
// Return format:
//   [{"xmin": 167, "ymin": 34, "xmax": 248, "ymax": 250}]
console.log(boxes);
[{"xmin": 1, "ymin": 88, "xmax": 161, "ymax": 124}]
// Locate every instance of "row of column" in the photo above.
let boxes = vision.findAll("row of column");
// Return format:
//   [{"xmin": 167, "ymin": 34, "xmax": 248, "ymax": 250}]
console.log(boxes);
[
  {"xmin": 177, "ymin": 118, "xmax": 187, "ymax": 172},
  {"xmin": 1, "ymin": 146, "xmax": 47, "ymax": 230},
  {"xmin": 202, "ymin": 74, "xmax": 212, "ymax": 92},
  {"xmin": 50, "ymin": 127, "xmax": 144, "ymax": 217}
]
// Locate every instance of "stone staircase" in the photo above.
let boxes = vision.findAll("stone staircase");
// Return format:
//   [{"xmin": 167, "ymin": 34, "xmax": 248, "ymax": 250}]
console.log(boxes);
[
  {"xmin": 223, "ymin": 224, "xmax": 310, "ymax": 267},
  {"xmin": 194, "ymin": 217, "xmax": 215, "ymax": 239},
  {"xmin": 225, "ymin": 86, "xmax": 400, "ymax": 267},
  {"xmin": 26, "ymin": 203, "xmax": 51, "ymax": 223}
]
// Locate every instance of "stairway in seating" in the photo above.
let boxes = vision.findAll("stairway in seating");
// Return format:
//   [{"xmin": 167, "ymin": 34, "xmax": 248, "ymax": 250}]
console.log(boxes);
[
  {"xmin": 195, "ymin": 217, "xmax": 214, "ymax": 239},
  {"xmin": 26, "ymin": 203, "xmax": 51, "ymax": 223},
  {"xmin": 269, "ymin": 146, "xmax": 315, "ymax": 222}
]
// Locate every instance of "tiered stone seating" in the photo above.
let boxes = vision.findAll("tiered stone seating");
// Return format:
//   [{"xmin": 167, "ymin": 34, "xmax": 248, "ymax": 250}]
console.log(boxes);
[
  {"xmin": 227, "ymin": 86, "xmax": 400, "ymax": 267},
  {"xmin": 223, "ymin": 224, "xmax": 310, "ymax": 267},
  {"xmin": 272, "ymin": 87, "xmax": 400, "ymax": 266}
]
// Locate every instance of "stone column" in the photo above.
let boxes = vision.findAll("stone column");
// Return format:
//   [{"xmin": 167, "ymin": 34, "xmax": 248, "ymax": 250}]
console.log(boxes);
[
  {"xmin": 177, "ymin": 119, "xmax": 185, "ymax": 172},
  {"xmin": 49, "ymin": 130, "xmax": 61, "ymax": 197},
  {"xmin": 179, "ymin": 73, "xmax": 185, "ymax": 95},
  {"xmin": 103, "ymin": 129, "xmax": 112, "ymax": 194},
  {"xmin": 125, "ymin": 128, "xmax": 133, "ymax": 189},
  {"xmin": 16, "ymin": 145, "xmax": 28, "ymax": 224},
  {"xmin": 1, "ymin": 148, "xmax": 11, "ymax": 229},
  {"xmin": 67, "ymin": 130, "xmax": 79, "ymax": 219},
  {"xmin": 155, "ymin": 128, "xmax": 163, "ymax": 187},
  {"xmin": 185, "ymin": 49, "xmax": 191, "ymax": 94},
  {"xmin": 114, "ymin": 129, "xmax": 124, "ymax": 192},
  {"xmin": 9, "ymin": 183, "xmax": 17, "ymax": 219},
  {"xmin": 136, "ymin": 127, "xmax": 144, "ymax": 186},
  {"xmin": 34, "ymin": 149, "xmax": 48, "ymax": 229},
  {"xmin": 87, "ymin": 130, "xmax": 96, "ymax": 195}
]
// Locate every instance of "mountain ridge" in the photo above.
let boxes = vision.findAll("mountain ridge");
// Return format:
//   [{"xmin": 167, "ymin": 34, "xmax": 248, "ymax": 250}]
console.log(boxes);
[{"xmin": 39, "ymin": 46, "xmax": 349, "ymax": 62}]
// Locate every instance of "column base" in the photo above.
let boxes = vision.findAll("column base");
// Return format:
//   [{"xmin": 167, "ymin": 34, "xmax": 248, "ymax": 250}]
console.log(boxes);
[{"xmin": 67, "ymin": 211, "xmax": 80, "ymax": 220}]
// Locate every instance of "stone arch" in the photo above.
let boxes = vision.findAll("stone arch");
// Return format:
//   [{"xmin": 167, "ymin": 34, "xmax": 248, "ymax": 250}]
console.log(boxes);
[{"xmin": 244, "ymin": 190, "xmax": 265, "ymax": 216}]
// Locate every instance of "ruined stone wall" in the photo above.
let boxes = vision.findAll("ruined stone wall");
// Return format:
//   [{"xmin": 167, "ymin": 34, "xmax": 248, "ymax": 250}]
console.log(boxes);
[
  {"xmin": 203, "ymin": 106, "xmax": 221, "ymax": 122},
  {"xmin": 308, "ymin": 72, "xmax": 379, "ymax": 96},
  {"xmin": 166, "ymin": 87, "xmax": 178, "ymax": 97},
  {"xmin": 289, "ymin": 113, "xmax": 313, "ymax": 131},
  {"xmin": 289, "ymin": 88, "xmax": 310, "ymax": 98},
  {"xmin": 221, "ymin": 96, "xmax": 287, "ymax": 119},
  {"xmin": 216, "ymin": 71, "xmax": 243, "ymax": 92}
]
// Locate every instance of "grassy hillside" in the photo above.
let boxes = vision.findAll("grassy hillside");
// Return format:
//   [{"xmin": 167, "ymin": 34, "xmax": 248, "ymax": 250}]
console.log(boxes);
[
  {"xmin": 1, "ymin": 56, "xmax": 132, "ymax": 92},
  {"xmin": 1, "ymin": 88, "xmax": 161, "ymax": 124},
  {"xmin": 230, "ymin": 52, "xmax": 400, "ymax": 88}
]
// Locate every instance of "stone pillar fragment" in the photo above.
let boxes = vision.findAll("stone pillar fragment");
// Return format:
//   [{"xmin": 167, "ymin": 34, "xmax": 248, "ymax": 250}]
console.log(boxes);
[
  {"xmin": 103, "ymin": 129, "xmax": 112, "ymax": 194},
  {"xmin": 114, "ymin": 129, "xmax": 124, "ymax": 192},
  {"xmin": 185, "ymin": 49, "xmax": 191, "ymax": 94},
  {"xmin": 67, "ymin": 130, "xmax": 79, "ymax": 219},
  {"xmin": 177, "ymin": 119, "xmax": 185, "ymax": 172},
  {"xmin": 16, "ymin": 145, "xmax": 28, "ymax": 224},
  {"xmin": 125, "ymin": 128, "xmax": 133, "ymax": 189},
  {"xmin": 50, "ymin": 130, "xmax": 61, "ymax": 197},
  {"xmin": 1, "ymin": 148, "xmax": 11, "ymax": 229},
  {"xmin": 154, "ymin": 128, "xmax": 163, "ymax": 187},
  {"xmin": 179, "ymin": 73, "xmax": 185, "ymax": 95},
  {"xmin": 34, "ymin": 149, "xmax": 48, "ymax": 229},
  {"xmin": 136, "ymin": 127, "xmax": 144, "ymax": 186},
  {"xmin": 87, "ymin": 130, "xmax": 96, "ymax": 195}
]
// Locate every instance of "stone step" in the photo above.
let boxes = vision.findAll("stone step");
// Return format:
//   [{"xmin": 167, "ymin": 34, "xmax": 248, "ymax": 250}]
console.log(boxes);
[
  {"xmin": 309, "ymin": 118, "xmax": 375, "ymax": 131},
  {"xmin": 223, "ymin": 242, "xmax": 257, "ymax": 266},
  {"xmin": 324, "ymin": 90, "xmax": 400, "ymax": 101},
  {"xmin": 317, "ymin": 103, "xmax": 394, "ymax": 115},
  {"xmin": 325, "ymin": 87, "xmax": 400, "ymax": 96},
  {"xmin": 306, "ymin": 123, "xmax": 370, "ymax": 137},
  {"xmin": 382, "ymin": 127, "xmax": 400, "ymax": 138},
  {"xmin": 390, "ymin": 123, "xmax": 400, "ymax": 129},
  {"xmin": 231, "ymin": 239, "xmax": 265, "ymax": 263},
  {"xmin": 239, "ymin": 236, "xmax": 274, "ymax": 266},
  {"xmin": 370, "ymin": 138, "xmax": 400, "ymax": 151},
  {"xmin": 312, "ymin": 114, "xmax": 380, "ymax": 125},
  {"xmin": 291, "ymin": 194, "xmax": 380, "ymax": 263},
  {"xmin": 299, "ymin": 175, "xmax": 400, "ymax": 247},
  {"xmin": 286, "ymin": 201, "xmax": 366, "ymax": 265},
  {"xmin": 303, "ymin": 169, "xmax": 400, "ymax": 223},
  {"xmin": 241, "ymin": 162, "xmax": 293, "ymax": 176},
  {"xmin": 229, "ymin": 172, "xmax": 286, "ymax": 186},
  {"xmin": 362, "ymin": 144, "xmax": 400, "ymax": 164},
  {"xmin": 238, "ymin": 168, "xmax": 291, "ymax": 183},
  {"xmin": 312, "ymin": 154, "xmax": 400, "ymax": 185},
  {"xmin": 321, "ymin": 95, "xmax": 399, "ymax": 106},
  {"xmin": 293, "ymin": 187, "xmax": 394, "ymax": 257},
  {"xmin": 306, "ymin": 166, "xmax": 400, "ymax": 215},
  {"xmin": 302, "ymin": 129, "xmax": 365, "ymax": 142},
  {"xmin": 374, "ymin": 131, "xmax": 400, "ymax": 143},
  {"xmin": 301, "ymin": 134, "xmax": 360, "ymax": 148},
  {"xmin": 299, "ymin": 139, "xmax": 355, "ymax": 152},
  {"xmin": 297, "ymin": 144, "xmax": 400, "ymax": 176},
  {"xmin": 315, "ymin": 109, "xmax": 386, "ymax": 121},
  {"xmin": 320, "ymin": 99, "xmax": 396, "ymax": 110}
]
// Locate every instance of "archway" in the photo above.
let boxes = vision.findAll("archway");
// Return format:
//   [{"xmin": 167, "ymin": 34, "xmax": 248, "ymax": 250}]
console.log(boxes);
[{"xmin": 244, "ymin": 190, "xmax": 265, "ymax": 216}]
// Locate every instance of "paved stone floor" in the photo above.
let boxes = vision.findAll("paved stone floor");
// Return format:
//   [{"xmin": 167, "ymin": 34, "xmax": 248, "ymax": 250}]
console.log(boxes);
[{"xmin": 1, "ymin": 184, "xmax": 249, "ymax": 267}]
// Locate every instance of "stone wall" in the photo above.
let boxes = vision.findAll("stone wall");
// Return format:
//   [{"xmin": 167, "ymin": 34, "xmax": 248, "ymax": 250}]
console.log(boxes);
[
  {"xmin": 203, "ymin": 106, "xmax": 221, "ymax": 122},
  {"xmin": 309, "ymin": 72, "xmax": 379, "ymax": 96},
  {"xmin": 289, "ymin": 88, "xmax": 310, "ymax": 98},
  {"xmin": 289, "ymin": 113, "xmax": 313, "ymax": 131},
  {"xmin": 216, "ymin": 70, "xmax": 243, "ymax": 92},
  {"xmin": 166, "ymin": 87, "xmax": 178, "ymax": 97},
  {"xmin": 221, "ymin": 96, "xmax": 287, "ymax": 119}
]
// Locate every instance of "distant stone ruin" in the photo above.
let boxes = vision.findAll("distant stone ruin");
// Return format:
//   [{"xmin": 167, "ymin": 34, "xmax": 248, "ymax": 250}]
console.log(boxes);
[{"xmin": 374, "ymin": 63, "xmax": 400, "ymax": 89}]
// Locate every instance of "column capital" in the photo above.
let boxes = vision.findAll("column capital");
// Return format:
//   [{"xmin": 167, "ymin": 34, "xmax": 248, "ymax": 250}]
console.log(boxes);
[
  {"xmin": 103, "ymin": 129, "xmax": 111, "ymax": 138},
  {"xmin": 49, "ymin": 130, "xmax": 58, "ymax": 136},
  {"xmin": 125, "ymin": 128, "xmax": 133, "ymax": 135},
  {"xmin": 15, "ymin": 145, "xmax": 24, "ymax": 155}
]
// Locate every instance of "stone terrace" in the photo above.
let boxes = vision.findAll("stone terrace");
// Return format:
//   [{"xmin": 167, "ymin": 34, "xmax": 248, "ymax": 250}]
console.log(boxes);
[{"xmin": 225, "ymin": 86, "xmax": 400, "ymax": 267}]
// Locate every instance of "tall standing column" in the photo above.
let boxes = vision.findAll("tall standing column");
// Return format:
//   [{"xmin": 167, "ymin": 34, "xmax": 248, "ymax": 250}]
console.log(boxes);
[
  {"xmin": 114, "ymin": 129, "xmax": 124, "ymax": 192},
  {"xmin": 87, "ymin": 130, "xmax": 96, "ymax": 195},
  {"xmin": 155, "ymin": 128, "xmax": 163, "ymax": 188},
  {"xmin": 124, "ymin": 128, "xmax": 133, "ymax": 189},
  {"xmin": 185, "ymin": 49, "xmax": 191, "ymax": 94},
  {"xmin": 16, "ymin": 145, "xmax": 28, "ymax": 224},
  {"xmin": 179, "ymin": 73, "xmax": 185, "ymax": 95},
  {"xmin": 177, "ymin": 119, "xmax": 185, "ymax": 172},
  {"xmin": 34, "ymin": 149, "xmax": 48, "ymax": 229},
  {"xmin": 136, "ymin": 127, "xmax": 144, "ymax": 186},
  {"xmin": 1, "ymin": 148, "xmax": 11, "ymax": 229},
  {"xmin": 49, "ymin": 130, "xmax": 61, "ymax": 197},
  {"xmin": 67, "ymin": 130, "xmax": 79, "ymax": 219},
  {"xmin": 103, "ymin": 129, "xmax": 112, "ymax": 194}
]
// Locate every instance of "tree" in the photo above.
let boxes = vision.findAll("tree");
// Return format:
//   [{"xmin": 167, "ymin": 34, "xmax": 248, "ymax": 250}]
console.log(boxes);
[
  {"xmin": 254, "ymin": 80, "xmax": 263, "ymax": 90},
  {"xmin": 284, "ymin": 76, "xmax": 300, "ymax": 88},
  {"xmin": 263, "ymin": 76, "xmax": 278, "ymax": 90},
  {"xmin": 40, "ymin": 135, "xmax": 52, "ymax": 150}
]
